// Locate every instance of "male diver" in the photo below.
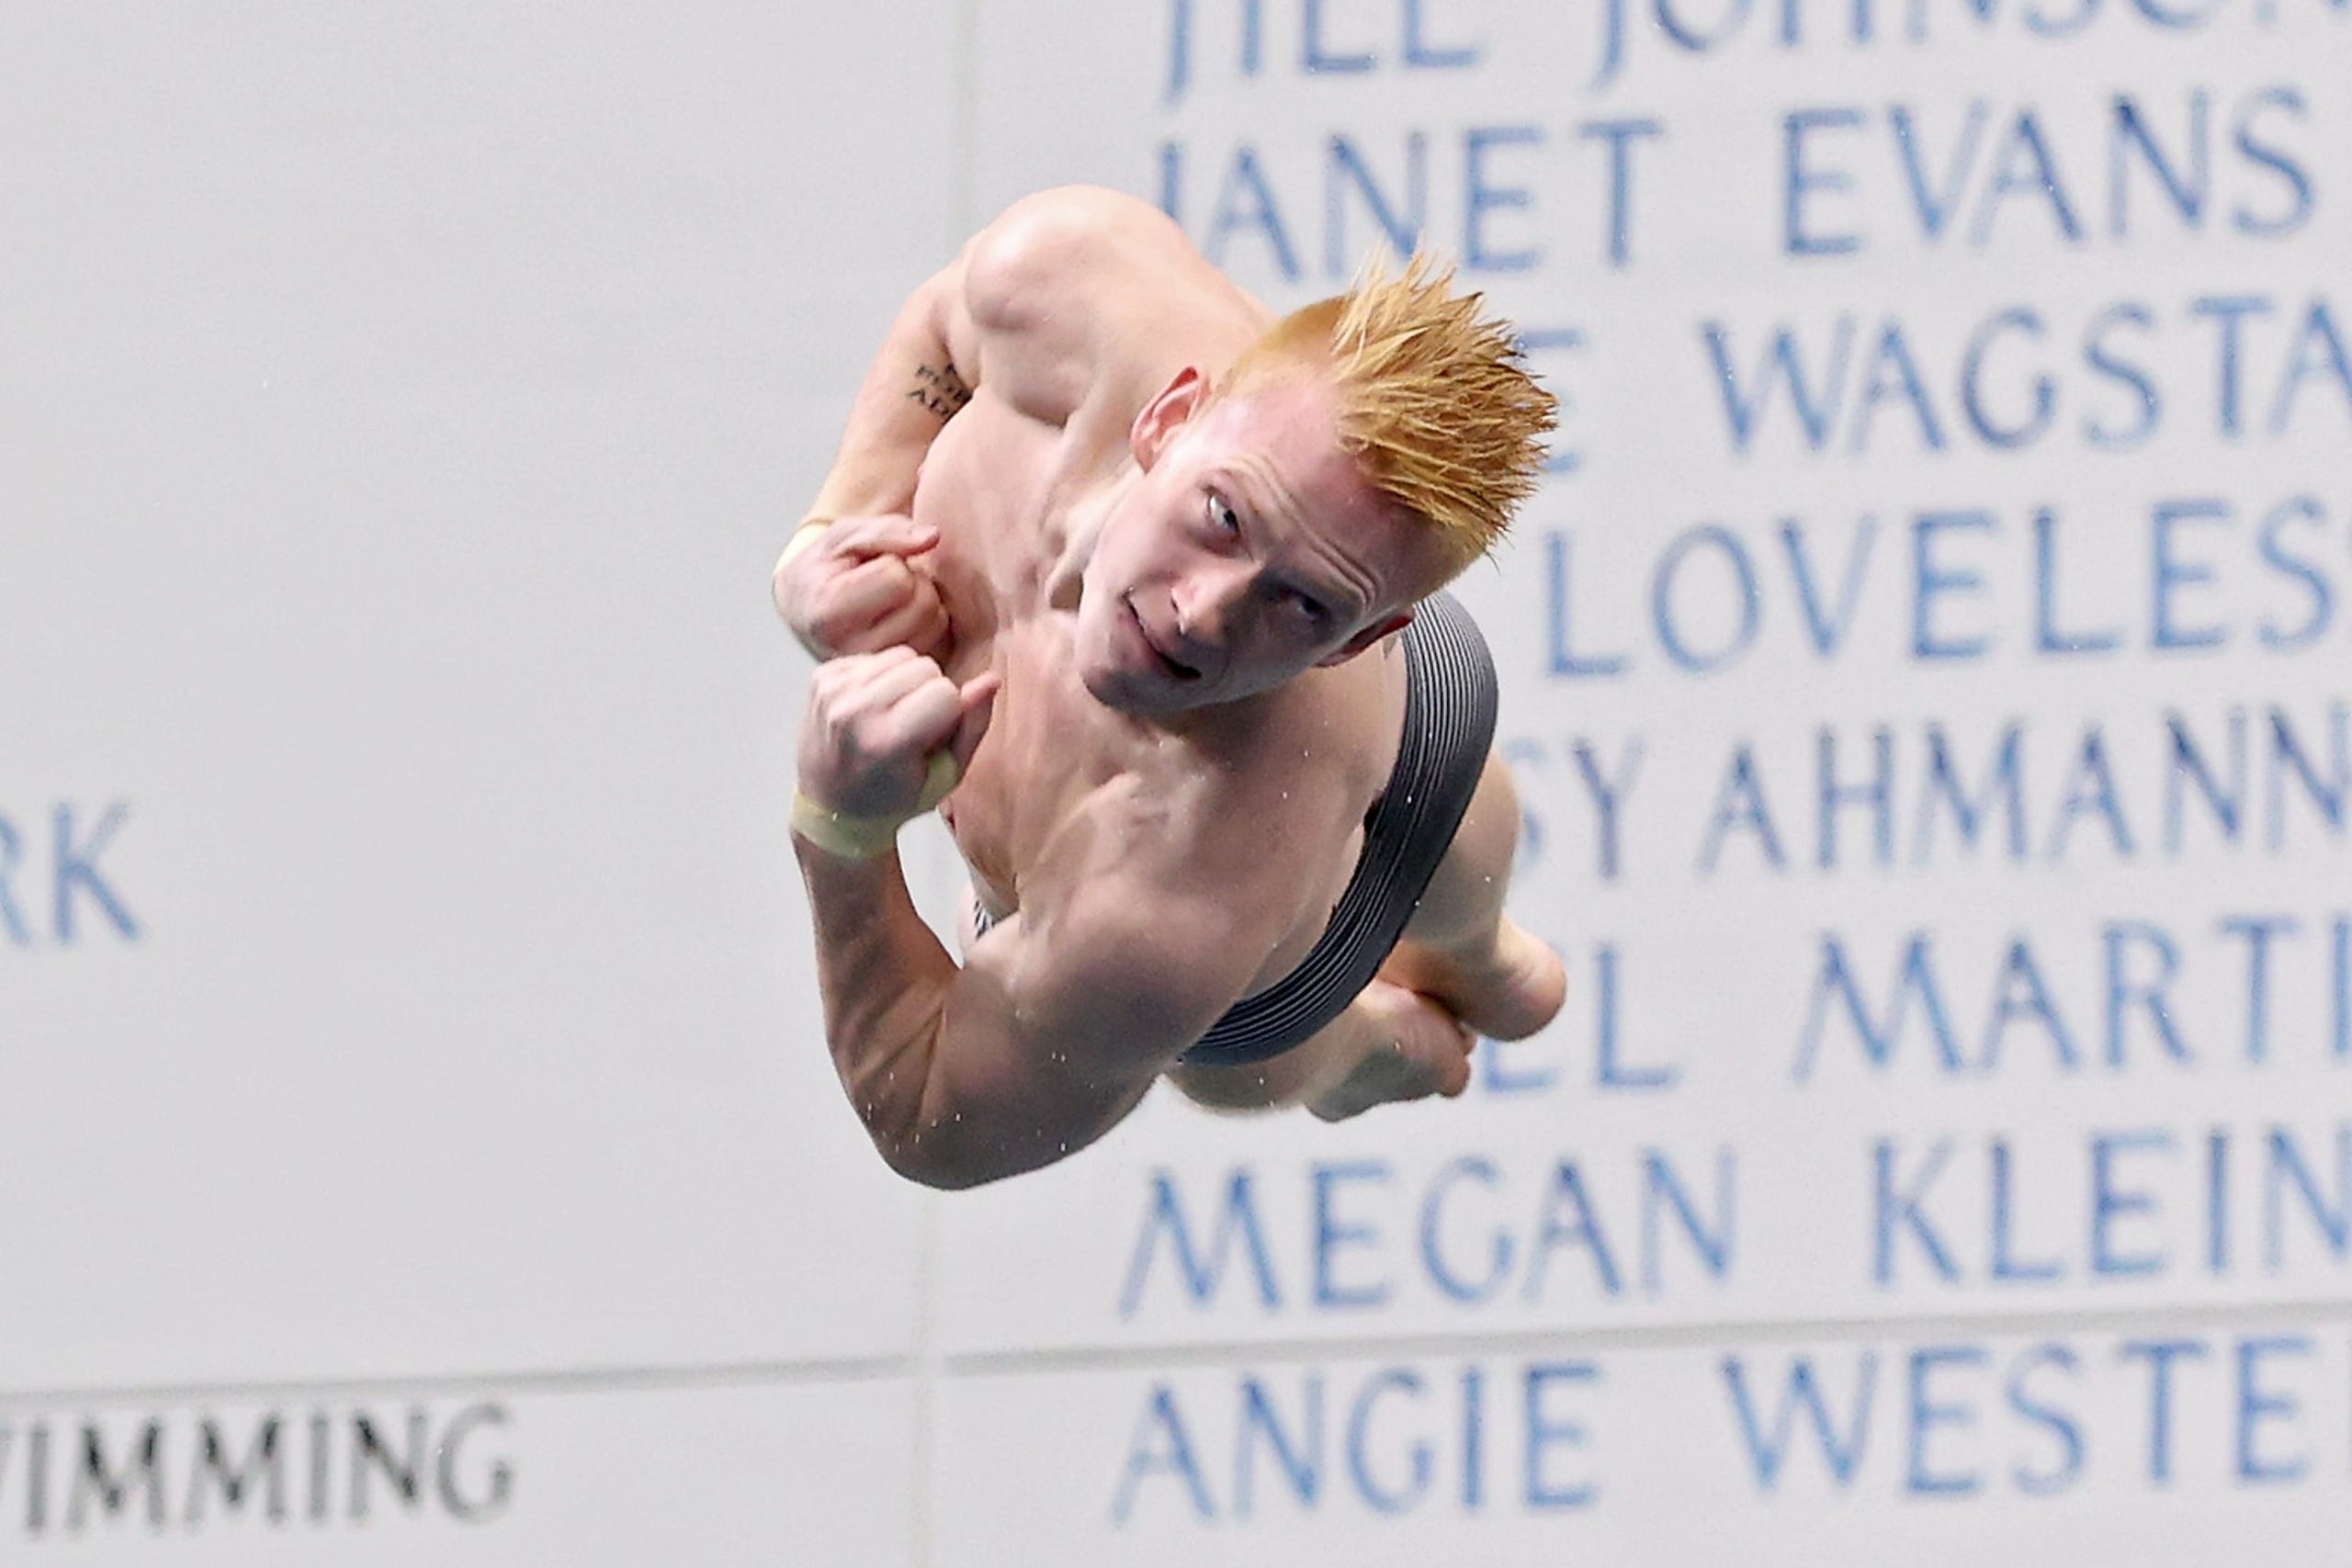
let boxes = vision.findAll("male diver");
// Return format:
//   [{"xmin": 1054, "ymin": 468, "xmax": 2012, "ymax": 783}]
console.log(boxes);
[{"xmin": 776, "ymin": 186, "xmax": 1565, "ymax": 1189}]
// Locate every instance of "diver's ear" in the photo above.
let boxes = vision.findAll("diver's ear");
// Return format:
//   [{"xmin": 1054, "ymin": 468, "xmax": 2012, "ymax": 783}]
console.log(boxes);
[
  {"xmin": 1130, "ymin": 367, "xmax": 1209, "ymax": 469},
  {"xmin": 1315, "ymin": 609, "xmax": 1413, "ymax": 667}
]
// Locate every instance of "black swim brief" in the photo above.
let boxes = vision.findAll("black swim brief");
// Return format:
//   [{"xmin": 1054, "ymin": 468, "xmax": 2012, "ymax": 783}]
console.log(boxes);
[
  {"xmin": 1175, "ymin": 589, "xmax": 1498, "ymax": 1066},
  {"xmin": 967, "ymin": 592, "xmax": 1498, "ymax": 1067}
]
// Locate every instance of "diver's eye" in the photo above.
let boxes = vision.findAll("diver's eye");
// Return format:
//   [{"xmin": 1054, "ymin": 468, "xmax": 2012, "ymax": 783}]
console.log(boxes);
[
  {"xmin": 1205, "ymin": 493, "xmax": 1240, "ymax": 536},
  {"xmin": 1285, "ymin": 587, "xmax": 1330, "ymax": 626}
]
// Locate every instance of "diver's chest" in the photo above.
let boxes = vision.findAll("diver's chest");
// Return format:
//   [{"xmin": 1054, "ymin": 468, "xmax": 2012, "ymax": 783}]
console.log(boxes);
[
  {"xmin": 941, "ymin": 626, "xmax": 1394, "ymax": 971},
  {"xmin": 938, "ymin": 624, "xmax": 1128, "ymax": 901}
]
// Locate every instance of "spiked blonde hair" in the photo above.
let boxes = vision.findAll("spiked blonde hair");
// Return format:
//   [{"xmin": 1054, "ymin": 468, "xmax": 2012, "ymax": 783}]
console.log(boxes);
[{"xmin": 1216, "ymin": 252, "xmax": 1556, "ymax": 576}]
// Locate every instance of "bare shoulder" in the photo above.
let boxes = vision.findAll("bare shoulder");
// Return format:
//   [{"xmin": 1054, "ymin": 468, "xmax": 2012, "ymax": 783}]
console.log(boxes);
[
  {"xmin": 956, "ymin": 186, "xmax": 1265, "ymax": 425},
  {"xmin": 963, "ymin": 186, "xmax": 1192, "ymax": 325}
]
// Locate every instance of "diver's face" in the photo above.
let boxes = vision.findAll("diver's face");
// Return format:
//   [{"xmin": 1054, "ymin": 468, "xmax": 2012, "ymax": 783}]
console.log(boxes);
[{"xmin": 1074, "ymin": 373, "xmax": 1444, "ymax": 716}]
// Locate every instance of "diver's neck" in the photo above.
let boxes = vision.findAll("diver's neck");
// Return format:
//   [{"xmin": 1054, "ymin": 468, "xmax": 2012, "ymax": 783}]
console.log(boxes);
[{"xmin": 1045, "ymin": 463, "xmax": 1141, "ymax": 613}]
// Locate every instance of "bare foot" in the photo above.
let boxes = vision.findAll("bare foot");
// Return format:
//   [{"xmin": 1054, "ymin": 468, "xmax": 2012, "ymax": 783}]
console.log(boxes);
[
  {"xmin": 1306, "ymin": 979, "xmax": 1476, "ymax": 1122},
  {"xmin": 1384, "ymin": 921, "xmax": 1566, "ymax": 1043}
]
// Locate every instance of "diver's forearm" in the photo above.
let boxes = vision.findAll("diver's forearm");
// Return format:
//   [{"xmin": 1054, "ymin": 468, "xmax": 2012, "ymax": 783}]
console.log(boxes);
[
  {"xmin": 796, "ymin": 835, "xmax": 1102, "ymax": 1190},
  {"xmin": 806, "ymin": 269, "xmax": 971, "ymax": 525},
  {"xmin": 794, "ymin": 838, "xmax": 962, "ymax": 1172}
]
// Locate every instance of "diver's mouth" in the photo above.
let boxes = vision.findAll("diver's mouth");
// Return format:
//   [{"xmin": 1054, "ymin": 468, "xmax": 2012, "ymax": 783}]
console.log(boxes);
[{"xmin": 1128, "ymin": 597, "xmax": 1201, "ymax": 682}]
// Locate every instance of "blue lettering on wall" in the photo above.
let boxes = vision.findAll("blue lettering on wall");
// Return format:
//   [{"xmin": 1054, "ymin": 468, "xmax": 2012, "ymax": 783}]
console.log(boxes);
[
  {"xmin": 1723, "ymin": 1350, "xmax": 1877, "ymax": 1491},
  {"xmin": 0, "ymin": 803, "xmax": 140, "ymax": 950},
  {"xmin": 1907, "ymin": 1346, "xmax": 1987, "ymax": 1497},
  {"xmin": 2235, "ymin": 1336, "xmax": 2313, "ymax": 1484},
  {"xmin": 1120, "ymin": 1168, "xmax": 1283, "ymax": 1316},
  {"xmin": 1114, "ymin": 1384, "xmax": 1215, "ymax": 1524},
  {"xmin": 1522, "ymin": 1363, "xmax": 1600, "ymax": 1509}
]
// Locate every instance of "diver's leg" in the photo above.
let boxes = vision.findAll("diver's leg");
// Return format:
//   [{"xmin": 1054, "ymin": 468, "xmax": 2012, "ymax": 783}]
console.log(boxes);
[
  {"xmin": 1167, "ymin": 976, "xmax": 1476, "ymax": 1119},
  {"xmin": 1381, "ymin": 747, "xmax": 1566, "ymax": 1041}
]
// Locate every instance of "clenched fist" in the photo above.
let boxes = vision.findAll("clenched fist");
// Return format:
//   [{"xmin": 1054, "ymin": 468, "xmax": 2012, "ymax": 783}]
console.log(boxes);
[
  {"xmin": 797, "ymin": 646, "xmax": 999, "ymax": 825},
  {"xmin": 774, "ymin": 513, "xmax": 952, "ymax": 662}
]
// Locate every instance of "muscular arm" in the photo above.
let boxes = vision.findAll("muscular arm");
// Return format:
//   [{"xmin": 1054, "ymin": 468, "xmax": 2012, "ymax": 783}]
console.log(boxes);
[
  {"xmin": 780, "ymin": 189, "xmax": 1184, "ymax": 660},
  {"xmin": 796, "ymin": 835, "xmax": 1247, "ymax": 1189},
  {"xmin": 801, "ymin": 259, "xmax": 978, "ymax": 528},
  {"xmin": 802, "ymin": 185, "xmax": 1221, "ymax": 526}
]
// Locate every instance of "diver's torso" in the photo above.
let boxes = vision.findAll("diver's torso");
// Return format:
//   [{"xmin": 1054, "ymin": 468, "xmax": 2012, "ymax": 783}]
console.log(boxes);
[{"xmin": 910, "ymin": 377, "xmax": 1407, "ymax": 998}]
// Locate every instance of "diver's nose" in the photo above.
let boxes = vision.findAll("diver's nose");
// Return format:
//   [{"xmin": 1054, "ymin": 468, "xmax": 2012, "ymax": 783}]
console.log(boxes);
[{"xmin": 1171, "ymin": 563, "xmax": 1250, "ymax": 649}]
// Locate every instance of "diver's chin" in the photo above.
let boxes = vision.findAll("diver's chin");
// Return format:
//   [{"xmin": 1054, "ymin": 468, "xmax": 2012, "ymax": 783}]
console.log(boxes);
[
  {"xmin": 1080, "ymin": 663, "xmax": 1180, "ymax": 716},
  {"xmin": 1077, "ymin": 660, "xmax": 1128, "ymax": 709},
  {"xmin": 1079, "ymin": 643, "xmax": 1207, "ymax": 716},
  {"xmin": 1072, "ymin": 602, "xmax": 1160, "ymax": 714},
  {"xmin": 1074, "ymin": 628, "xmax": 1147, "ymax": 712}
]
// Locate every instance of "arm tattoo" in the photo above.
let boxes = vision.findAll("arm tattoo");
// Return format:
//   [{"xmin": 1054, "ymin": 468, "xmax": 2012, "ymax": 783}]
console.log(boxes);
[{"xmin": 908, "ymin": 360, "xmax": 973, "ymax": 420}]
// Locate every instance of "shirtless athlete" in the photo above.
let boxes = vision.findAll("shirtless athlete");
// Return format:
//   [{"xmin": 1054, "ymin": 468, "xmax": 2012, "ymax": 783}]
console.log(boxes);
[{"xmin": 777, "ymin": 186, "xmax": 1565, "ymax": 1190}]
